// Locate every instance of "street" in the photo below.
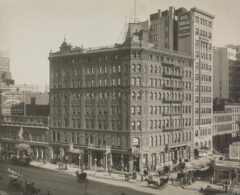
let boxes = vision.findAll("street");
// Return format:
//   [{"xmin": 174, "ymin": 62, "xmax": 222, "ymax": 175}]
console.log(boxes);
[{"xmin": 0, "ymin": 162, "xmax": 151, "ymax": 195}]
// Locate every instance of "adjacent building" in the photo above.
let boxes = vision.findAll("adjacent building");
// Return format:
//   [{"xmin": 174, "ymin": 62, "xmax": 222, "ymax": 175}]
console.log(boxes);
[
  {"xmin": 213, "ymin": 46, "xmax": 240, "ymax": 100},
  {"xmin": 0, "ymin": 52, "xmax": 50, "ymax": 160},
  {"xmin": 213, "ymin": 103, "xmax": 240, "ymax": 153},
  {"xmin": 149, "ymin": 7, "xmax": 214, "ymax": 156},
  {"xmin": 0, "ymin": 90, "xmax": 50, "ymax": 160},
  {"xmin": 214, "ymin": 142, "xmax": 240, "ymax": 186}
]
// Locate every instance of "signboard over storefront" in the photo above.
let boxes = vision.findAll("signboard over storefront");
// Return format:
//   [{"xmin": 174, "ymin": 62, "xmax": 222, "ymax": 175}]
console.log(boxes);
[
  {"xmin": 229, "ymin": 142, "xmax": 240, "ymax": 160},
  {"xmin": 0, "ymin": 91, "xmax": 24, "ymax": 115}
]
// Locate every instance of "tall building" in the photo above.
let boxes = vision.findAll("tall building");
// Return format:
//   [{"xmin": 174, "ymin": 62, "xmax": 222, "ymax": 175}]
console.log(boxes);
[
  {"xmin": 229, "ymin": 61, "xmax": 240, "ymax": 100},
  {"xmin": 177, "ymin": 8, "xmax": 214, "ymax": 156},
  {"xmin": 49, "ymin": 21, "xmax": 194, "ymax": 171},
  {"xmin": 0, "ymin": 50, "xmax": 14, "ymax": 89},
  {"xmin": 213, "ymin": 46, "xmax": 236, "ymax": 99},
  {"xmin": 228, "ymin": 45, "xmax": 240, "ymax": 100},
  {"xmin": 213, "ymin": 45, "xmax": 240, "ymax": 100},
  {"xmin": 0, "ymin": 51, "xmax": 10, "ymax": 75},
  {"xmin": 149, "ymin": 7, "xmax": 191, "ymax": 51},
  {"xmin": 150, "ymin": 7, "xmax": 214, "ymax": 156}
]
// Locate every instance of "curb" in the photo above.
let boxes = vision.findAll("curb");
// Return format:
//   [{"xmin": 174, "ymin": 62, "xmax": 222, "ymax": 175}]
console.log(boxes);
[{"xmin": 30, "ymin": 162, "xmax": 141, "ymax": 184}]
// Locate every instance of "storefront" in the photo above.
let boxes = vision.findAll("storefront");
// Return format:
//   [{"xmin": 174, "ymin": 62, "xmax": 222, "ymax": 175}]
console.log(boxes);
[{"xmin": 214, "ymin": 160, "xmax": 240, "ymax": 185}]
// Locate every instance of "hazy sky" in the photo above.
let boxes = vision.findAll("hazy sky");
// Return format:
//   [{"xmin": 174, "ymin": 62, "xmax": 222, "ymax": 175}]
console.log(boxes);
[{"xmin": 0, "ymin": 0, "xmax": 240, "ymax": 86}]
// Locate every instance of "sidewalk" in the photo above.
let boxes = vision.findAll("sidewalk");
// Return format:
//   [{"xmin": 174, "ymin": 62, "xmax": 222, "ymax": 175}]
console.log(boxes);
[
  {"xmin": 30, "ymin": 161, "xmax": 140, "ymax": 183},
  {"xmin": 31, "ymin": 161, "xmax": 240, "ymax": 195},
  {"xmin": 30, "ymin": 160, "xmax": 240, "ymax": 195}
]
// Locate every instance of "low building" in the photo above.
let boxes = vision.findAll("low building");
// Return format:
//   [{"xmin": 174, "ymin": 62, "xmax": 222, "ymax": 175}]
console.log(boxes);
[
  {"xmin": 214, "ymin": 142, "xmax": 240, "ymax": 186},
  {"xmin": 0, "ymin": 90, "xmax": 50, "ymax": 160},
  {"xmin": 229, "ymin": 142, "xmax": 240, "ymax": 160},
  {"xmin": 212, "ymin": 103, "xmax": 240, "ymax": 153},
  {"xmin": 0, "ymin": 90, "xmax": 24, "ymax": 116},
  {"xmin": 0, "ymin": 115, "xmax": 49, "ymax": 160}
]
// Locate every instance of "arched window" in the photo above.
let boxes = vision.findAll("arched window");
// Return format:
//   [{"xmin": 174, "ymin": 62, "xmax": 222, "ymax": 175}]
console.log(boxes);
[
  {"xmin": 150, "ymin": 92, "xmax": 153, "ymax": 100},
  {"xmin": 204, "ymin": 141, "xmax": 207, "ymax": 147},
  {"xmin": 150, "ymin": 65, "xmax": 153, "ymax": 73},
  {"xmin": 208, "ymin": 140, "xmax": 211, "ymax": 149},
  {"xmin": 131, "ymin": 92, "xmax": 136, "ymax": 100},
  {"xmin": 137, "ymin": 64, "xmax": 141, "ymax": 72},
  {"xmin": 159, "ymin": 66, "xmax": 162, "ymax": 73},
  {"xmin": 132, "ymin": 63, "xmax": 136, "ymax": 72},
  {"xmin": 158, "ymin": 92, "xmax": 161, "ymax": 100},
  {"xmin": 133, "ymin": 137, "xmax": 140, "ymax": 148},
  {"xmin": 158, "ymin": 120, "xmax": 161, "ymax": 128},
  {"xmin": 150, "ymin": 136, "xmax": 154, "ymax": 147}
]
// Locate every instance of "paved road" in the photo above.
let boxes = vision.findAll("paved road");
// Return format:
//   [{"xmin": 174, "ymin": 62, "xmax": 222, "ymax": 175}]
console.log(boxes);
[{"xmin": 0, "ymin": 162, "xmax": 151, "ymax": 195}]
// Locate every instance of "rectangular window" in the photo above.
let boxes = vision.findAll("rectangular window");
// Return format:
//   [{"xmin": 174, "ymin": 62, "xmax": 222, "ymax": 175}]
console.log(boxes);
[
  {"xmin": 131, "ymin": 121, "xmax": 136, "ymax": 130},
  {"xmin": 137, "ymin": 121, "xmax": 141, "ymax": 130},
  {"xmin": 136, "ymin": 77, "xmax": 141, "ymax": 85},
  {"xmin": 131, "ymin": 106, "xmax": 135, "ymax": 115},
  {"xmin": 131, "ymin": 77, "xmax": 135, "ymax": 85},
  {"xmin": 137, "ymin": 106, "xmax": 141, "ymax": 114}
]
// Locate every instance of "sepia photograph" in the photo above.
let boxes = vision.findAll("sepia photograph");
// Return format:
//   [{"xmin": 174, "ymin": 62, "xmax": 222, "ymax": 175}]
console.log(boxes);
[{"xmin": 0, "ymin": 0, "xmax": 240, "ymax": 194}]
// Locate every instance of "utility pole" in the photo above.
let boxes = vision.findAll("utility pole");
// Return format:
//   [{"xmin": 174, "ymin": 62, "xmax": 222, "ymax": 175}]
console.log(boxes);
[{"xmin": 134, "ymin": 0, "xmax": 136, "ymax": 23}]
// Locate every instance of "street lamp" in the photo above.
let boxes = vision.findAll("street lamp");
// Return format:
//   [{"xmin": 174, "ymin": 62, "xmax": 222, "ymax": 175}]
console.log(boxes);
[
  {"xmin": 121, "ymin": 160, "xmax": 124, "ymax": 172},
  {"xmin": 105, "ymin": 146, "xmax": 111, "ymax": 173},
  {"xmin": 94, "ymin": 158, "xmax": 97, "ymax": 172},
  {"xmin": 78, "ymin": 155, "xmax": 81, "ymax": 173}
]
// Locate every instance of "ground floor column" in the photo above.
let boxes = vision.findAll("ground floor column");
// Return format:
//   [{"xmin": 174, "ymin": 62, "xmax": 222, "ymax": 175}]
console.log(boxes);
[
  {"xmin": 35, "ymin": 148, "xmax": 39, "ymax": 159},
  {"xmin": 235, "ymin": 169, "xmax": 238, "ymax": 185},
  {"xmin": 60, "ymin": 147, "xmax": 64, "ymax": 160},
  {"xmin": 177, "ymin": 150, "xmax": 180, "ymax": 163},
  {"xmin": 139, "ymin": 153, "xmax": 143, "ymax": 174},
  {"xmin": 88, "ymin": 152, "xmax": 92, "ymax": 169},
  {"xmin": 129, "ymin": 155, "xmax": 133, "ymax": 174},
  {"xmin": 49, "ymin": 147, "xmax": 53, "ymax": 160},
  {"xmin": 40, "ymin": 148, "xmax": 44, "ymax": 159},
  {"xmin": 120, "ymin": 153, "xmax": 124, "ymax": 171}
]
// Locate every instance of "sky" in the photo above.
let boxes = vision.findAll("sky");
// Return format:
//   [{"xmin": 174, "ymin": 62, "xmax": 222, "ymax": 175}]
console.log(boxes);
[{"xmin": 0, "ymin": 0, "xmax": 240, "ymax": 86}]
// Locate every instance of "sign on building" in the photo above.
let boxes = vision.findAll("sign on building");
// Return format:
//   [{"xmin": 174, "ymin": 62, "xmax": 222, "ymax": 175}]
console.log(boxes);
[
  {"xmin": 178, "ymin": 13, "xmax": 191, "ymax": 37},
  {"xmin": 229, "ymin": 142, "xmax": 240, "ymax": 160},
  {"xmin": 0, "ymin": 91, "xmax": 24, "ymax": 115}
]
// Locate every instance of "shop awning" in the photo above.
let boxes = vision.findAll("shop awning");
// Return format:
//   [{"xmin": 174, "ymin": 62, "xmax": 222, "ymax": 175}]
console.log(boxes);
[{"xmin": 69, "ymin": 148, "xmax": 83, "ymax": 154}]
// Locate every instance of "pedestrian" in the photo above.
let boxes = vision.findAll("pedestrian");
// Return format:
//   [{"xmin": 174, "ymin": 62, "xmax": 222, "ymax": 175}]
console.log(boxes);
[
  {"xmin": 47, "ymin": 190, "xmax": 51, "ymax": 195},
  {"xmin": 170, "ymin": 177, "xmax": 174, "ymax": 185},
  {"xmin": 180, "ymin": 177, "xmax": 184, "ymax": 186},
  {"xmin": 191, "ymin": 176, "xmax": 195, "ymax": 184}
]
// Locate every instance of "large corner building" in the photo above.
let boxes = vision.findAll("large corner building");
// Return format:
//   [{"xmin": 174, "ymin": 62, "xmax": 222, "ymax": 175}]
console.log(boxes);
[{"xmin": 49, "ymin": 6, "xmax": 214, "ymax": 172}]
